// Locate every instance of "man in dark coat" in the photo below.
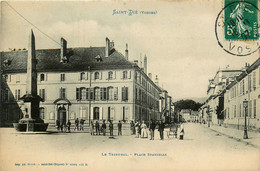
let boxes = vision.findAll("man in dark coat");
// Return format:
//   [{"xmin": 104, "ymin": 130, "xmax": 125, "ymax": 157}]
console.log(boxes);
[
  {"xmin": 158, "ymin": 120, "xmax": 165, "ymax": 140},
  {"xmin": 109, "ymin": 120, "xmax": 113, "ymax": 136},
  {"xmin": 101, "ymin": 120, "xmax": 106, "ymax": 136},
  {"xmin": 56, "ymin": 119, "xmax": 60, "ymax": 131},
  {"xmin": 95, "ymin": 121, "xmax": 100, "ymax": 135},
  {"xmin": 74, "ymin": 118, "xmax": 79, "ymax": 131},
  {"xmin": 67, "ymin": 120, "xmax": 71, "ymax": 133},
  {"xmin": 149, "ymin": 120, "xmax": 156, "ymax": 140}
]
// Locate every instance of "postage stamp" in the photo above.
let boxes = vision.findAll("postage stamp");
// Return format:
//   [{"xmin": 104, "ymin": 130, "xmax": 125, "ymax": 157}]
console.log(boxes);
[
  {"xmin": 215, "ymin": 0, "xmax": 260, "ymax": 56},
  {"xmin": 224, "ymin": 0, "xmax": 258, "ymax": 40}
]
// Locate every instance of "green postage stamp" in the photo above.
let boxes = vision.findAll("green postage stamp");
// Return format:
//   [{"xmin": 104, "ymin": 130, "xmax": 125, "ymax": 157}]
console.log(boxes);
[{"xmin": 224, "ymin": 0, "xmax": 258, "ymax": 40}]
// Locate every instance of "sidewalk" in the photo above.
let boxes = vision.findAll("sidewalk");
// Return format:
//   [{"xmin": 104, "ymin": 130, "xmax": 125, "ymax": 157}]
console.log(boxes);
[{"xmin": 202, "ymin": 124, "xmax": 260, "ymax": 148}]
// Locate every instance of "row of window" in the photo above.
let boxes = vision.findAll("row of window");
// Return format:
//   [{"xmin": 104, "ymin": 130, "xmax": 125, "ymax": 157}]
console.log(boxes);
[
  {"xmin": 135, "ymin": 87, "xmax": 159, "ymax": 109},
  {"xmin": 76, "ymin": 87, "xmax": 128, "ymax": 101},
  {"xmin": 229, "ymin": 69, "xmax": 260, "ymax": 100},
  {"xmin": 224, "ymin": 99, "xmax": 257, "ymax": 119}
]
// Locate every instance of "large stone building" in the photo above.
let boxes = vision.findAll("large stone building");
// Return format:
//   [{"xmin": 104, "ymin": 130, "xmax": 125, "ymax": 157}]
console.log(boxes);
[
  {"xmin": 0, "ymin": 35, "xmax": 163, "ymax": 127},
  {"xmin": 223, "ymin": 58, "xmax": 260, "ymax": 131}
]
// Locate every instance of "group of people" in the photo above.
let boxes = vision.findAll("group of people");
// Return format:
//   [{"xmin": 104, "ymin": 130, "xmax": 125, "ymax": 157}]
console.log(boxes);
[
  {"xmin": 56, "ymin": 118, "xmax": 85, "ymax": 133},
  {"xmin": 90, "ymin": 120, "xmax": 123, "ymax": 136},
  {"xmin": 131, "ymin": 120, "xmax": 184, "ymax": 140}
]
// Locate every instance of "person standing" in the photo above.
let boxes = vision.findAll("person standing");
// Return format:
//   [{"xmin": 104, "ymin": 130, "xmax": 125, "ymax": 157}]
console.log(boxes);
[
  {"xmin": 56, "ymin": 119, "xmax": 60, "ymax": 131},
  {"xmin": 135, "ymin": 121, "xmax": 140, "ymax": 138},
  {"xmin": 149, "ymin": 120, "xmax": 156, "ymax": 140},
  {"xmin": 102, "ymin": 120, "xmax": 106, "ymax": 136},
  {"xmin": 158, "ymin": 120, "xmax": 165, "ymax": 140},
  {"xmin": 74, "ymin": 118, "xmax": 79, "ymax": 131},
  {"xmin": 179, "ymin": 122, "xmax": 184, "ymax": 140},
  {"xmin": 80, "ymin": 119, "xmax": 85, "ymax": 131},
  {"xmin": 130, "ymin": 121, "xmax": 135, "ymax": 135},
  {"xmin": 67, "ymin": 120, "xmax": 71, "ymax": 133},
  {"xmin": 109, "ymin": 120, "xmax": 113, "ymax": 136},
  {"xmin": 95, "ymin": 121, "xmax": 100, "ymax": 135},
  {"xmin": 90, "ymin": 121, "xmax": 94, "ymax": 135},
  {"xmin": 141, "ymin": 121, "xmax": 148, "ymax": 138},
  {"xmin": 118, "ymin": 120, "xmax": 122, "ymax": 136},
  {"xmin": 60, "ymin": 122, "xmax": 63, "ymax": 132}
]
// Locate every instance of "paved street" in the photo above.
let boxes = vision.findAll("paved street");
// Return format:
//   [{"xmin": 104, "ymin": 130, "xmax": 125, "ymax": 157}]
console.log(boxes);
[{"xmin": 0, "ymin": 123, "xmax": 259, "ymax": 171}]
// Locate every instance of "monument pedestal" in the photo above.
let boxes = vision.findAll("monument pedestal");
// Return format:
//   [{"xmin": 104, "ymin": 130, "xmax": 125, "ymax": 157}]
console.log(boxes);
[{"xmin": 13, "ymin": 117, "xmax": 48, "ymax": 132}]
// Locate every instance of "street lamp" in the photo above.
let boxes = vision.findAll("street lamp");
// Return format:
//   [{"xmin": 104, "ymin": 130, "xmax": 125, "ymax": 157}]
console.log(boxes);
[{"xmin": 243, "ymin": 99, "xmax": 248, "ymax": 139}]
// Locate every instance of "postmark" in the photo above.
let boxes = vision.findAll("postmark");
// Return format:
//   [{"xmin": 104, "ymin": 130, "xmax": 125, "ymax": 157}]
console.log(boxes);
[{"xmin": 215, "ymin": 0, "xmax": 260, "ymax": 56}]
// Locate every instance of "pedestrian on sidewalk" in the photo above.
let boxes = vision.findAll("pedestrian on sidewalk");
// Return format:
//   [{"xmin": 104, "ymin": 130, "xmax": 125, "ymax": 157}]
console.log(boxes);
[
  {"xmin": 74, "ymin": 118, "xmax": 79, "ymax": 131},
  {"xmin": 90, "ymin": 121, "xmax": 94, "ymax": 135},
  {"xmin": 179, "ymin": 122, "xmax": 184, "ymax": 140},
  {"xmin": 141, "ymin": 121, "xmax": 148, "ymax": 138},
  {"xmin": 135, "ymin": 121, "xmax": 140, "ymax": 138},
  {"xmin": 158, "ymin": 120, "xmax": 165, "ymax": 140},
  {"xmin": 56, "ymin": 119, "xmax": 60, "ymax": 131},
  {"xmin": 149, "ymin": 120, "xmax": 156, "ymax": 140},
  {"xmin": 102, "ymin": 120, "xmax": 106, "ymax": 136},
  {"xmin": 130, "ymin": 121, "xmax": 135, "ymax": 135},
  {"xmin": 80, "ymin": 119, "xmax": 85, "ymax": 131},
  {"xmin": 118, "ymin": 120, "xmax": 122, "ymax": 136},
  {"xmin": 109, "ymin": 120, "xmax": 114, "ymax": 136},
  {"xmin": 67, "ymin": 120, "xmax": 71, "ymax": 133},
  {"xmin": 95, "ymin": 121, "xmax": 100, "ymax": 135},
  {"xmin": 60, "ymin": 122, "xmax": 63, "ymax": 132}
]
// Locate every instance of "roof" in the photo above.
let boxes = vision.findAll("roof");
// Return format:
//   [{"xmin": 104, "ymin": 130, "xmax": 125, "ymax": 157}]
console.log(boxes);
[
  {"xmin": 1, "ymin": 47, "xmax": 135, "ymax": 73},
  {"xmin": 226, "ymin": 57, "xmax": 260, "ymax": 90}
]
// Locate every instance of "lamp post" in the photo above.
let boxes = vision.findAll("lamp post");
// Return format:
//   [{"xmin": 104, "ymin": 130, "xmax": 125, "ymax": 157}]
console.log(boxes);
[{"xmin": 243, "ymin": 99, "xmax": 248, "ymax": 139}]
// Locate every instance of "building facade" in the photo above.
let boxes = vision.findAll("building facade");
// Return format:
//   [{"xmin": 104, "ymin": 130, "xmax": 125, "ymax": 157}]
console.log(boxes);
[
  {"xmin": 223, "ymin": 58, "xmax": 260, "ymax": 131},
  {"xmin": 0, "ymin": 36, "xmax": 162, "ymax": 127}
]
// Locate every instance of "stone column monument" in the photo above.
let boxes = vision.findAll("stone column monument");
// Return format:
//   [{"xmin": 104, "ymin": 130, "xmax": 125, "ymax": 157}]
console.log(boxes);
[{"xmin": 13, "ymin": 30, "xmax": 48, "ymax": 132}]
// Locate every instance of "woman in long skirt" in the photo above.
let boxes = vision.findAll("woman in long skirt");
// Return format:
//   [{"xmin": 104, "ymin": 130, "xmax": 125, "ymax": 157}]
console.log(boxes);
[{"xmin": 141, "ymin": 121, "xmax": 148, "ymax": 138}]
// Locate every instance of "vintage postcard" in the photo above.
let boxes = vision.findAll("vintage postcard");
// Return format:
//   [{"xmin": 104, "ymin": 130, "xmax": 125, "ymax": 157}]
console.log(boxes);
[{"xmin": 0, "ymin": 0, "xmax": 259, "ymax": 171}]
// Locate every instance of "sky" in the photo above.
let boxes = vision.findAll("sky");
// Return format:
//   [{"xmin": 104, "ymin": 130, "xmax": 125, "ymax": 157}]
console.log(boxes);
[{"xmin": 0, "ymin": 1, "xmax": 259, "ymax": 99}]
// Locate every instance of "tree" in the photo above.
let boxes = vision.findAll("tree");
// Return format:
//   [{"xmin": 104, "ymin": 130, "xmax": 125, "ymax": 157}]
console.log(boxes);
[{"xmin": 174, "ymin": 99, "xmax": 203, "ymax": 113}]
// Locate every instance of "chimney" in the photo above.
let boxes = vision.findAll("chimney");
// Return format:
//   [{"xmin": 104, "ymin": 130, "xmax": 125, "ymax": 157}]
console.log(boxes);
[
  {"xmin": 148, "ymin": 73, "xmax": 152, "ymax": 79},
  {"xmin": 105, "ymin": 37, "xmax": 110, "ymax": 57},
  {"xmin": 155, "ymin": 75, "xmax": 159, "ymax": 85},
  {"xmin": 134, "ymin": 60, "xmax": 139, "ymax": 66},
  {"xmin": 125, "ymin": 43, "xmax": 128, "ymax": 60},
  {"xmin": 144, "ymin": 54, "xmax": 147, "ymax": 74},
  {"xmin": 60, "ymin": 37, "xmax": 67, "ymax": 62}
]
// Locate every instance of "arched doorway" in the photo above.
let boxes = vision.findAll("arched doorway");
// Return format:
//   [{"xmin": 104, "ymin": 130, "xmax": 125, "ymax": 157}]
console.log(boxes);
[{"xmin": 58, "ymin": 105, "xmax": 66, "ymax": 124}]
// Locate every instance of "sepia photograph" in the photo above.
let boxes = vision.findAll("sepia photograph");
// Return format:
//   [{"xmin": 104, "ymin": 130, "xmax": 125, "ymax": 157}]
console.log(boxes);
[{"xmin": 0, "ymin": 0, "xmax": 259, "ymax": 170}]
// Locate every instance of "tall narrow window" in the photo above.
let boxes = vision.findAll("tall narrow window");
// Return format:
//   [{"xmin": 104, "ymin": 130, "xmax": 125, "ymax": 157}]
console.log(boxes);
[
  {"xmin": 113, "ymin": 87, "xmax": 118, "ymax": 100},
  {"xmin": 60, "ymin": 74, "xmax": 65, "ymax": 81},
  {"xmin": 252, "ymin": 72, "xmax": 256, "ymax": 88},
  {"xmin": 15, "ymin": 89, "xmax": 20, "ymax": 101},
  {"xmin": 101, "ymin": 88, "xmax": 107, "ymax": 100},
  {"xmin": 81, "ymin": 87, "xmax": 86, "ymax": 100},
  {"xmin": 76, "ymin": 88, "xmax": 80, "ymax": 100},
  {"xmin": 108, "ymin": 87, "xmax": 114, "ymax": 100},
  {"xmin": 94, "ymin": 72, "xmax": 99, "ymax": 80},
  {"xmin": 40, "ymin": 74, "xmax": 45, "ymax": 81},
  {"xmin": 253, "ymin": 99, "xmax": 256, "ymax": 118},
  {"xmin": 90, "ymin": 88, "xmax": 94, "ymax": 100},
  {"xmin": 40, "ymin": 108, "xmax": 45, "ymax": 119},
  {"xmin": 94, "ymin": 87, "xmax": 100, "ymax": 100},
  {"xmin": 94, "ymin": 107, "xmax": 99, "ymax": 120},
  {"xmin": 108, "ymin": 107, "xmax": 111, "ymax": 121},
  {"xmin": 248, "ymin": 74, "xmax": 251, "ymax": 91},
  {"xmin": 123, "ymin": 71, "xmax": 127, "ymax": 79},
  {"xmin": 108, "ymin": 71, "xmax": 113, "ymax": 80},
  {"xmin": 39, "ymin": 89, "xmax": 45, "ymax": 101},
  {"xmin": 60, "ymin": 88, "xmax": 66, "ymax": 99},
  {"xmin": 122, "ymin": 87, "xmax": 128, "ymax": 101},
  {"xmin": 80, "ymin": 72, "xmax": 85, "ymax": 80}
]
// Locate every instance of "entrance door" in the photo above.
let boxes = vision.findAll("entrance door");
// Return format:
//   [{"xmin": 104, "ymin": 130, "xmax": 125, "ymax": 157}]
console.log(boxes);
[{"xmin": 58, "ymin": 107, "xmax": 66, "ymax": 124}]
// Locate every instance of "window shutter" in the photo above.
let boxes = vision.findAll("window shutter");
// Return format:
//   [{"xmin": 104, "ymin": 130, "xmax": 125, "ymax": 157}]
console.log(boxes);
[
  {"xmin": 100, "ymin": 72, "xmax": 102, "ymax": 80},
  {"xmin": 122, "ymin": 87, "xmax": 125, "ymax": 101},
  {"xmin": 91, "ymin": 107, "xmax": 93, "ymax": 119},
  {"xmin": 114, "ymin": 87, "xmax": 118, "ymax": 100},
  {"xmin": 45, "ymin": 73, "xmax": 47, "ymax": 81},
  {"xmin": 114, "ymin": 71, "xmax": 116, "ymax": 79},
  {"xmin": 111, "ymin": 107, "xmax": 114, "ymax": 120},
  {"xmin": 126, "ymin": 87, "xmax": 128, "ymax": 100},
  {"xmin": 86, "ymin": 73, "xmax": 88, "ymax": 80},
  {"xmin": 99, "ymin": 107, "xmax": 103, "ymax": 120},
  {"xmin": 128, "ymin": 71, "xmax": 131, "ymax": 79},
  {"xmin": 76, "ymin": 88, "xmax": 80, "ymax": 100},
  {"xmin": 125, "ymin": 107, "xmax": 129, "ymax": 120},
  {"xmin": 59, "ymin": 88, "xmax": 62, "ymax": 98}
]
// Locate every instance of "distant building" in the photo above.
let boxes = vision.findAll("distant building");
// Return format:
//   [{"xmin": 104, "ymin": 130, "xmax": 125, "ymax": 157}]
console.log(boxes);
[{"xmin": 180, "ymin": 109, "xmax": 190, "ymax": 122}]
